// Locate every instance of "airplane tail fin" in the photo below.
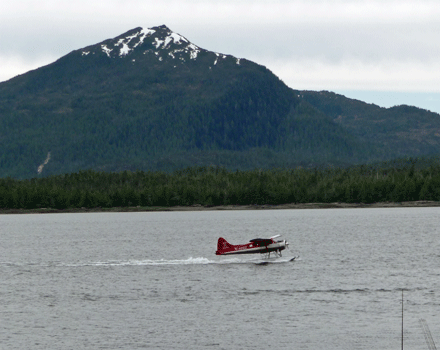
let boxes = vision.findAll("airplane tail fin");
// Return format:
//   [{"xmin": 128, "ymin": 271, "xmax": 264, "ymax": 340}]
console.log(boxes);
[{"xmin": 216, "ymin": 237, "xmax": 233, "ymax": 254}]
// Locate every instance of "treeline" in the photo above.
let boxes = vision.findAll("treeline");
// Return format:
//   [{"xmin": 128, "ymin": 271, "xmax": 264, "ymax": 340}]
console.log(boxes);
[{"xmin": 1, "ymin": 157, "xmax": 440, "ymax": 210}]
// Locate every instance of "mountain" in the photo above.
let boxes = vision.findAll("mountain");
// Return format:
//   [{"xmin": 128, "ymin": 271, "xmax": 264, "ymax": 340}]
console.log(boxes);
[
  {"xmin": 0, "ymin": 25, "xmax": 439, "ymax": 178},
  {"xmin": 298, "ymin": 91, "xmax": 440, "ymax": 158}
]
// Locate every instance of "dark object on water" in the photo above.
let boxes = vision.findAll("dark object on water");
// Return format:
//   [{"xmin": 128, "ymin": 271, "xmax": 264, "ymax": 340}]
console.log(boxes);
[{"xmin": 216, "ymin": 235, "xmax": 289, "ymax": 257}]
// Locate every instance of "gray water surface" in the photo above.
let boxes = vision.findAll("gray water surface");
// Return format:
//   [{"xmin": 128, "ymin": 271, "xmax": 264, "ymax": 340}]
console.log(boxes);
[{"xmin": 1, "ymin": 208, "xmax": 439, "ymax": 349}]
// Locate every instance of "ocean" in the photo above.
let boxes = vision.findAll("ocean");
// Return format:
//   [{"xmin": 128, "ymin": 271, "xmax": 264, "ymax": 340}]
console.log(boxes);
[{"xmin": 1, "ymin": 207, "xmax": 439, "ymax": 349}]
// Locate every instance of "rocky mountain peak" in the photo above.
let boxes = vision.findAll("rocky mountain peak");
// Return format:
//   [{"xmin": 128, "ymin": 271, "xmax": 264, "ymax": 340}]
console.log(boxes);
[{"xmin": 79, "ymin": 25, "xmax": 242, "ymax": 67}]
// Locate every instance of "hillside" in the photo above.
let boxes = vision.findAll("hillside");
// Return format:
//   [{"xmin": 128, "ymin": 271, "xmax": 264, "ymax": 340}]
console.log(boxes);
[
  {"xmin": 299, "ymin": 90, "xmax": 440, "ymax": 159},
  {"xmin": 0, "ymin": 25, "xmax": 439, "ymax": 178}
]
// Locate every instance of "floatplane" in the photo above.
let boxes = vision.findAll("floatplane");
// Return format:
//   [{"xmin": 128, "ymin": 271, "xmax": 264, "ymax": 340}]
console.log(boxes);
[{"xmin": 215, "ymin": 235, "xmax": 291, "ymax": 258}]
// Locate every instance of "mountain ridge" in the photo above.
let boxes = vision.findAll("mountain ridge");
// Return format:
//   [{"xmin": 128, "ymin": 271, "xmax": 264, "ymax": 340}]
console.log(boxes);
[{"xmin": 0, "ymin": 25, "xmax": 439, "ymax": 178}]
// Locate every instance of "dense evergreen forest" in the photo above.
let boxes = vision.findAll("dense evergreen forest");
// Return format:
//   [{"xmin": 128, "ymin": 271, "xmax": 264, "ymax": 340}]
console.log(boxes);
[
  {"xmin": 2, "ymin": 26, "xmax": 440, "ymax": 179},
  {"xmin": 1, "ymin": 157, "xmax": 440, "ymax": 210}
]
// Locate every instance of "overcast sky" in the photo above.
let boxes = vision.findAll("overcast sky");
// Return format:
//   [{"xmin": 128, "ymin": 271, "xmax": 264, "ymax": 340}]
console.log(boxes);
[{"xmin": 1, "ymin": 0, "xmax": 440, "ymax": 113}]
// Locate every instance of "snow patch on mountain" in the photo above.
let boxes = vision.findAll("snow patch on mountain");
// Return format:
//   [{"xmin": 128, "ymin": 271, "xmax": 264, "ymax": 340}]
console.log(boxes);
[
  {"xmin": 81, "ymin": 25, "xmax": 243, "ymax": 67},
  {"xmin": 165, "ymin": 32, "xmax": 189, "ymax": 47},
  {"xmin": 187, "ymin": 43, "xmax": 200, "ymax": 59},
  {"xmin": 101, "ymin": 45, "xmax": 113, "ymax": 58},
  {"xmin": 115, "ymin": 28, "xmax": 156, "ymax": 57}
]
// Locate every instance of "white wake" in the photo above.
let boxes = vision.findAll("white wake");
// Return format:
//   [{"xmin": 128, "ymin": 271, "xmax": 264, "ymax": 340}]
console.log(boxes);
[{"xmin": 76, "ymin": 256, "xmax": 299, "ymax": 266}]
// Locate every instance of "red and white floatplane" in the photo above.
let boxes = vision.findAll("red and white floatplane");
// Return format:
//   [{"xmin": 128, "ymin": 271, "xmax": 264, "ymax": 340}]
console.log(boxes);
[{"xmin": 215, "ymin": 235, "xmax": 289, "ymax": 258}]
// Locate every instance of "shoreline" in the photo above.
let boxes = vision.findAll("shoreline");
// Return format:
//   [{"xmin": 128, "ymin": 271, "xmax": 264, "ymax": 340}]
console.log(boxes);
[{"xmin": 1, "ymin": 200, "xmax": 440, "ymax": 214}]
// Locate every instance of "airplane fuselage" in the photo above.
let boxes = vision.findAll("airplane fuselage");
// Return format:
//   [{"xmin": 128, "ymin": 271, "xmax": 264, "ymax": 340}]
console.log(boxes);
[{"xmin": 215, "ymin": 237, "xmax": 288, "ymax": 256}]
